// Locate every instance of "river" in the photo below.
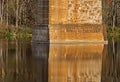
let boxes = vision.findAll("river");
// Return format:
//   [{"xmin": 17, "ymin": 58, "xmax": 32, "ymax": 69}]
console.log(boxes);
[{"xmin": 0, "ymin": 39, "xmax": 119, "ymax": 82}]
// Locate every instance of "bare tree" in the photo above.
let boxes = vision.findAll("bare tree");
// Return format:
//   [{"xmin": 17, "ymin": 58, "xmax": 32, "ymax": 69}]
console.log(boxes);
[
  {"xmin": 0, "ymin": 0, "xmax": 1, "ymax": 24},
  {"xmin": 0, "ymin": 0, "xmax": 36, "ymax": 28},
  {"xmin": 1, "ymin": 0, "xmax": 5, "ymax": 24},
  {"xmin": 6, "ymin": 0, "xmax": 9, "ymax": 26},
  {"xmin": 112, "ymin": 0, "xmax": 116, "ymax": 30},
  {"xmin": 16, "ymin": 0, "xmax": 19, "ymax": 27}
]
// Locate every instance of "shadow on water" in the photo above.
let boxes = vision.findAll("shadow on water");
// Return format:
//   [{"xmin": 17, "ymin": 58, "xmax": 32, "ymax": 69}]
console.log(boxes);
[
  {"xmin": 32, "ymin": 43, "xmax": 49, "ymax": 82},
  {"xmin": 0, "ymin": 39, "xmax": 120, "ymax": 82}
]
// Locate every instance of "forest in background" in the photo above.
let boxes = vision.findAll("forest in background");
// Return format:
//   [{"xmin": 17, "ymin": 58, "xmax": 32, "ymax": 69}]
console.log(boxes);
[
  {"xmin": 102, "ymin": 0, "xmax": 120, "ymax": 38},
  {"xmin": 0, "ymin": 0, "xmax": 120, "ymax": 28},
  {"xmin": 0, "ymin": 0, "xmax": 120, "ymax": 27},
  {"xmin": 103, "ymin": 0, "xmax": 120, "ymax": 28},
  {"xmin": 0, "ymin": 0, "xmax": 37, "ymax": 39},
  {"xmin": 0, "ymin": 0, "xmax": 36, "ymax": 28}
]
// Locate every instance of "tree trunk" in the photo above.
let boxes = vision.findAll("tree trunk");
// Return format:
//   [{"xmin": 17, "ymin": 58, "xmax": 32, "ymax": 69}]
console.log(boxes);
[
  {"xmin": 112, "ymin": 0, "xmax": 116, "ymax": 31},
  {"xmin": 6, "ymin": 0, "xmax": 9, "ymax": 26},
  {"xmin": 1, "ymin": 0, "xmax": 4, "ymax": 24},
  {"xmin": 16, "ymin": 0, "xmax": 19, "ymax": 27},
  {"xmin": 0, "ymin": 1, "xmax": 1, "ymax": 24}
]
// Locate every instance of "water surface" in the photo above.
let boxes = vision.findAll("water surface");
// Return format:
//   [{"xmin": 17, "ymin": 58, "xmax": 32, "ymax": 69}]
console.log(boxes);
[{"xmin": 0, "ymin": 39, "xmax": 120, "ymax": 82}]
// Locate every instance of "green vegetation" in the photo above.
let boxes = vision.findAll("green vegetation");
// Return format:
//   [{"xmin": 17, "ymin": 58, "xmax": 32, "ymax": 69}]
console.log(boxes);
[
  {"xmin": 0, "ymin": 24, "xmax": 32, "ymax": 40},
  {"xmin": 107, "ymin": 27, "xmax": 120, "ymax": 40}
]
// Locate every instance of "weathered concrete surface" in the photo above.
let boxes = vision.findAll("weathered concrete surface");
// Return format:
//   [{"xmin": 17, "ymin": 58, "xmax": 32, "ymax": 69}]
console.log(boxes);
[
  {"xmin": 32, "ymin": 0, "xmax": 49, "ymax": 43},
  {"xmin": 32, "ymin": 0, "xmax": 106, "ymax": 43},
  {"xmin": 49, "ymin": 0, "xmax": 106, "ymax": 43},
  {"xmin": 50, "ymin": 0, "xmax": 102, "ymax": 24},
  {"xmin": 49, "ymin": 24, "xmax": 105, "ymax": 43},
  {"xmin": 32, "ymin": 25, "xmax": 49, "ymax": 43}
]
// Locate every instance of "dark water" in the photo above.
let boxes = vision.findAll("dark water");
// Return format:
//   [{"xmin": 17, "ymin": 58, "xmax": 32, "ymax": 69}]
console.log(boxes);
[{"xmin": 0, "ymin": 39, "xmax": 120, "ymax": 82}]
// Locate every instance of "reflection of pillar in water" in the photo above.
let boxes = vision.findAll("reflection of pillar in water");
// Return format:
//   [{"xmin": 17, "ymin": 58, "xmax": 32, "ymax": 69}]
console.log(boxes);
[
  {"xmin": 32, "ymin": 43, "xmax": 49, "ymax": 82},
  {"xmin": 49, "ymin": 44, "xmax": 104, "ymax": 82}
]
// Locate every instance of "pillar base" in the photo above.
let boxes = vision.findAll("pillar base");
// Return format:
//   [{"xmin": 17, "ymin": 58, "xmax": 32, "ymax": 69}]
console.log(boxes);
[
  {"xmin": 32, "ymin": 25, "xmax": 49, "ymax": 43},
  {"xmin": 50, "ymin": 24, "xmax": 107, "ymax": 43}
]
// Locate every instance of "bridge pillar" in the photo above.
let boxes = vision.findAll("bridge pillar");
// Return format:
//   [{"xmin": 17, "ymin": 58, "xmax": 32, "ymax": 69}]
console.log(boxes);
[
  {"xmin": 32, "ymin": 0, "xmax": 107, "ymax": 43},
  {"xmin": 32, "ymin": 0, "xmax": 49, "ymax": 43}
]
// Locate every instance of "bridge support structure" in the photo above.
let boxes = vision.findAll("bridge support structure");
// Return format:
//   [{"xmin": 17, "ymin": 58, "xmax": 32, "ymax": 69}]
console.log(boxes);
[{"xmin": 32, "ymin": 0, "xmax": 107, "ymax": 43}]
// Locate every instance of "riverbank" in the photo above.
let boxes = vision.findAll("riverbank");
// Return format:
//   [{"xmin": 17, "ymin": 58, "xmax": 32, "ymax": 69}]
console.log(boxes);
[
  {"xmin": 0, "ymin": 24, "xmax": 120, "ymax": 40},
  {"xmin": 0, "ymin": 24, "xmax": 32, "ymax": 40}
]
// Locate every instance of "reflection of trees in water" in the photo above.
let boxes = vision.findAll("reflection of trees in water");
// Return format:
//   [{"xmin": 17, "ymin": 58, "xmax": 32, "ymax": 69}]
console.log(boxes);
[
  {"xmin": 0, "ymin": 40, "xmax": 36, "ymax": 82},
  {"xmin": 102, "ymin": 40, "xmax": 120, "ymax": 82},
  {"xmin": 0, "ymin": 40, "xmax": 49, "ymax": 82}
]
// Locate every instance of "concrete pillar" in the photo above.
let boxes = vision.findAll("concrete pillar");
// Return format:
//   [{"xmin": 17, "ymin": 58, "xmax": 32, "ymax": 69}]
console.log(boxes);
[
  {"xmin": 32, "ymin": 0, "xmax": 107, "ymax": 43},
  {"xmin": 32, "ymin": 0, "xmax": 49, "ymax": 43}
]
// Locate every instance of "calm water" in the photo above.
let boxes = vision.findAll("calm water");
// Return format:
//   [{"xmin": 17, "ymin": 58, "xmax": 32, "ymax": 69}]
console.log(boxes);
[{"xmin": 0, "ymin": 39, "xmax": 120, "ymax": 82}]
